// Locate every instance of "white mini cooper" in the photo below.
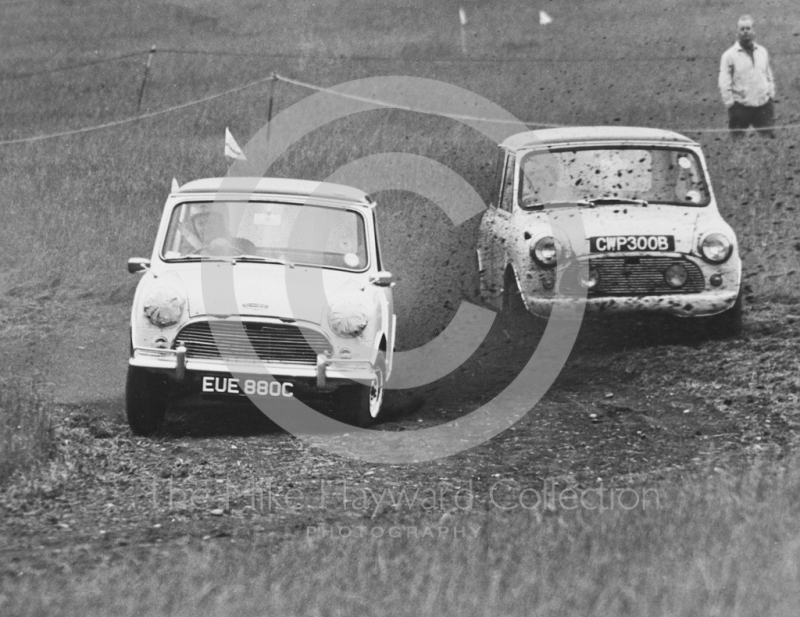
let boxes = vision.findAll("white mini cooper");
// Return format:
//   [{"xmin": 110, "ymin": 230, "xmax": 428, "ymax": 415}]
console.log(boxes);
[
  {"xmin": 478, "ymin": 127, "xmax": 742, "ymax": 336},
  {"xmin": 127, "ymin": 177, "xmax": 395, "ymax": 435}
]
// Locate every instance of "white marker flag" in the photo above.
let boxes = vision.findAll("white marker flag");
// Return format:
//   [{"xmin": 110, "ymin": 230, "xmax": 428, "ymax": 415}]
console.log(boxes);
[
  {"xmin": 224, "ymin": 127, "xmax": 247, "ymax": 161},
  {"xmin": 539, "ymin": 10, "xmax": 553, "ymax": 25},
  {"xmin": 459, "ymin": 7, "xmax": 467, "ymax": 25}
]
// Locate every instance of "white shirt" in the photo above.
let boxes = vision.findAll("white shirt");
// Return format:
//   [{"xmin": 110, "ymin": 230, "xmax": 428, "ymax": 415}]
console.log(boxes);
[{"xmin": 719, "ymin": 41, "xmax": 775, "ymax": 108}]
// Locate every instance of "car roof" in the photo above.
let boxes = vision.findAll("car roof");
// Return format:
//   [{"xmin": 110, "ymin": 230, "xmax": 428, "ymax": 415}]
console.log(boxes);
[
  {"xmin": 501, "ymin": 126, "xmax": 697, "ymax": 152},
  {"xmin": 174, "ymin": 177, "xmax": 372, "ymax": 206}
]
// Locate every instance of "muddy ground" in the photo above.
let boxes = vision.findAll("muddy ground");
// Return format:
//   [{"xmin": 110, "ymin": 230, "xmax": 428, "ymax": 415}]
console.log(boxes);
[{"xmin": 1, "ymin": 286, "xmax": 799, "ymax": 575}]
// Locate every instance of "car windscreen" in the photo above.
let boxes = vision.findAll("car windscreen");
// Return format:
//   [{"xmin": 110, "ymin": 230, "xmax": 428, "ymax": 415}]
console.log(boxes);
[
  {"xmin": 162, "ymin": 200, "xmax": 369, "ymax": 271},
  {"xmin": 519, "ymin": 146, "xmax": 711, "ymax": 208}
]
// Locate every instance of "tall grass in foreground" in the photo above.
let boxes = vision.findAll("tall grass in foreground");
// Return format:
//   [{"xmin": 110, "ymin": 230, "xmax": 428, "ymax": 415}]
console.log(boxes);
[
  {"xmin": 0, "ymin": 378, "xmax": 53, "ymax": 486},
  {"xmin": 3, "ymin": 460, "xmax": 799, "ymax": 616}
]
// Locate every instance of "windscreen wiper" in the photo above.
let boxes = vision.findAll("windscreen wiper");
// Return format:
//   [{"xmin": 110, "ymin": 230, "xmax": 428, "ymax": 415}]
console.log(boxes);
[
  {"xmin": 168, "ymin": 255, "xmax": 234, "ymax": 264},
  {"xmin": 231, "ymin": 255, "xmax": 295, "ymax": 267},
  {"xmin": 525, "ymin": 199, "xmax": 594, "ymax": 209},
  {"xmin": 587, "ymin": 198, "xmax": 649, "ymax": 206}
]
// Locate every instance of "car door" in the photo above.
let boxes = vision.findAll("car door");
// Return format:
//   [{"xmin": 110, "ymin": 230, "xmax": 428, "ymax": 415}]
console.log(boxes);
[
  {"xmin": 371, "ymin": 208, "xmax": 395, "ymax": 377},
  {"xmin": 478, "ymin": 150, "xmax": 516, "ymax": 310}
]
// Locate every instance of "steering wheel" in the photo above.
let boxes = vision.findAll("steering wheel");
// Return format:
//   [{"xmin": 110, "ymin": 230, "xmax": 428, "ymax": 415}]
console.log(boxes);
[
  {"xmin": 197, "ymin": 237, "xmax": 258, "ymax": 256},
  {"xmin": 231, "ymin": 237, "xmax": 257, "ymax": 254},
  {"xmin": 197, "ymin": 238, "xmax": 240, "ymax": 256}
]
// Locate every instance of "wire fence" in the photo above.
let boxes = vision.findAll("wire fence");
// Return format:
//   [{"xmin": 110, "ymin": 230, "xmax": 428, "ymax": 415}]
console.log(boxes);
[
  {"xmin": 0, "ymin": 50, "xmax": 149, "ymax": 82},
  {"xmin": 7, "ymin": 44, "xmax": 800, "ymax": 79},
  {"xmin": 156, "ymin": 47, "xmax": 728, "ymax": 63},
  {"xmin": 2, "ymin": 47, "xmax": 799, "ymax": 146},
  {"xmin": 278, "ymin": 73, "xmax": 800, "ymax": 135},
  {"xmin": 0, "ymin": 72, "xmax": 278, "ymax": 145}
]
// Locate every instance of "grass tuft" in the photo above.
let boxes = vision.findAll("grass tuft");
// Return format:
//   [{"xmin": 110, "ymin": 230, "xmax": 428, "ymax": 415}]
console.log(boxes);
[
  {"xmin": 0, "ymin": 378, "xmax": 55, "ymax": 486},
  {"xmin": 2, "ymin": 458, "xmax": 800, "ymax": 615}
]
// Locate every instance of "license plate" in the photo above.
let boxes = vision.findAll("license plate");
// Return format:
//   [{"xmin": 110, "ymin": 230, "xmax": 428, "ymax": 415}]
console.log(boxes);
[
  {"xmin": 590, "ymin": 235, "xmax": 674, "ymax": 253},
  {"xmin": 200, "ymin": 375, "xmax": 294, "ymax": 398}
]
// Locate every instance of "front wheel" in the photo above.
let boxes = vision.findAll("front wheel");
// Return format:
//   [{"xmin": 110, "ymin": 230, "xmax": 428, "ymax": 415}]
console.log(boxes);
[
  {"xmin": 703, "ymin": 290, "xmax": 743, "ymax": 339},
  {"xmin": 502, "ymin": 270, "xmax": 538, "ymax": 330},
  {"xmin": 335, "ymin": 356, "xmax": 385, "ymax": 428},
  {"xmin": 126, "ymin": 366, "xmax": 170, "ymax": 436}
]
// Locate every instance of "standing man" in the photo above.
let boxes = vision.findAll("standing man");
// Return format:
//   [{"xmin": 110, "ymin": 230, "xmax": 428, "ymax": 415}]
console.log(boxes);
[{"xmin": 719, "ymin": 15, "xmax": 776, "ymax": 139}]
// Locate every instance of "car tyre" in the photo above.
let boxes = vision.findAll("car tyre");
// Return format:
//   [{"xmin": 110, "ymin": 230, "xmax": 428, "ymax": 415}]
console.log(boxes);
[
  {"xmin": 126, "ymin": 366, "xmax": 170, "ymax": 436},
  {"xmin": 502, "ymin": 269, "xmax": 538, "ymax": 329},
  {"xmin": 705, "ymin": 290, "xmax": 743, "ymax": 339},
  {"xmin": 335, "ymin": 353, "xmax": 385, "ymax": 428}
]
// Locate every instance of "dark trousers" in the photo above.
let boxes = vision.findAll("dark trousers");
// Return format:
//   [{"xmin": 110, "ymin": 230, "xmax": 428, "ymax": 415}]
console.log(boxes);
[{"xmin": 727, "ymin": 99, "xmax": 776, "ymax": 139}]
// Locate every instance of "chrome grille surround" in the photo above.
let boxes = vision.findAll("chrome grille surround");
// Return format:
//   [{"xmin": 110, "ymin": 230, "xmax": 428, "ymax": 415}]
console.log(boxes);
[
  {"xmin": 561, "ymin": 256, "xmax": 705, "ymax": 297},
  {"xmin": 174, "ymin": 320, "xmax": 332, "ymax": 365}
]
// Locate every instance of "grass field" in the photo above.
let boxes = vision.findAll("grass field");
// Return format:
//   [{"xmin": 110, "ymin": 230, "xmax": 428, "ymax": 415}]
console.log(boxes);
[
  {"xmin": 0, "ymin": 378, "xmax": 53, "ymax": 485},
  {"xmin": 2, "ymin": 0, "xmax": 800, "ymax": 614},
  {"xmin": 2, "ymin": 0, "xmax": 800, "ymax": 322},
  {"xmin": 2, "ymin": 452, "xmax": 800, "ymax": 616}
]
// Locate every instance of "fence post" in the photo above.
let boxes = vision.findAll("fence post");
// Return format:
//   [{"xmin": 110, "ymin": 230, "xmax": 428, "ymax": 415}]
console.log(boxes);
[
  {"xmin": 264, "ymin": 73, "xmax": 279, "ymax": 154},
  {"xmin": 136, "ymin": 46, "xmax": 157, "ymax": 113},
  {"xmin": 267, "ymin": 72, "xmax": 278, "ymax": 124}
]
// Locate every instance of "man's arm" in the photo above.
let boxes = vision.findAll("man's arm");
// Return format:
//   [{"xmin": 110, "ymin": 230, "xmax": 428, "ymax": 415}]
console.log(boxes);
[
  {"xmin": 718, "ymin": 50, "xmax": 735, "ymax": 107},
  {"xmin": 179, "ymin": 221, "xmax": 203, "ymax": 252},
  {"xmin": 765, "ymin": 50, "xmax": 776, "ymax": 100}
]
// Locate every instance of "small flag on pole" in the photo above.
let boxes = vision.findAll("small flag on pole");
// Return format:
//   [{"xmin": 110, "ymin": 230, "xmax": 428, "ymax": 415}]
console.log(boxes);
[
  {"xmin": 539, "ymin": 10, "xmax": 553, "ymax": 25},
  {"xmin": 224, "ymin": 127, "xmax": 247, "ymax": 161},
  {"xmin": 459, "ymin": 6, "xmax": 468, "ymax": 55}
]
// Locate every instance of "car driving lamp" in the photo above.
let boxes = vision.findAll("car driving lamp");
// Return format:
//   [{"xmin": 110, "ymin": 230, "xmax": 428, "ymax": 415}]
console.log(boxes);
[
  {"xmin": 699, "ymin": 233, "xmax": 732, "ymax": 263},
  {"xmin": 580, "ymin": 267, "xmax": 600, "ymax": 289},
  {"xmin": 664, "ymin": 263, "xmax": 689, "ymax": 289}
]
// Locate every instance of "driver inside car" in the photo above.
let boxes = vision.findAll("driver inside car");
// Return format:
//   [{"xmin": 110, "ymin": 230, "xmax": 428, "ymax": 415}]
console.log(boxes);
[
  {"xmin": 179, "ymin": 208, "xmax": 255, "ymax": 256},
  {"xmin": 189, "ymin": 210, "xmax": 228, "ymax": 248}
]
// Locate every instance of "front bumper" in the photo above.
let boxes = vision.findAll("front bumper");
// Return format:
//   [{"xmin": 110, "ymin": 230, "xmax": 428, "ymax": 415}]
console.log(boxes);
[
  {"xmin": 525, "ymin": 289, "xmax": 739, "ymax": 318},
  {"xmin": 130, "ymin": 347, "xmax": 377, "ymax": 388}
]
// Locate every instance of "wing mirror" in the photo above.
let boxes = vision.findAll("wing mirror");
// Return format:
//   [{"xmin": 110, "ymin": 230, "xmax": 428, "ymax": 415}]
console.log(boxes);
[
  {"xmin": 127, "ymin": 258, "xmax": 151, "ymax": 273},
  {"xmin": 369, "ymin": 271, "xmax": 394, "ymax": 287}
]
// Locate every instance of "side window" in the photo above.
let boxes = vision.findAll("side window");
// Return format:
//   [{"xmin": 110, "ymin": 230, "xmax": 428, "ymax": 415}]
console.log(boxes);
[
  {"xmin": 491, "ymin": 150, "xmax": 505, "ymax": 208},
  {"xmin": 372, "ymin": 209, "xmax": 382, "ymax": 270},
  {"xmin": 500, "ymin": 154, "xmax": 516, "ymax": 212}
]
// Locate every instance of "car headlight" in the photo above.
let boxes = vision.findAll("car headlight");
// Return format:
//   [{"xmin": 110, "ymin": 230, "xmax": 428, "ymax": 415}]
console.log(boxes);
[
  {"xmin": 699, "ymin": 233, "xmax": 733, "ymax": 263},
  {"xmin": 143, "ymin": 287, "xmax": 185, "ymax": 328},
  {"xmin": 328, "ymin": 297, "xmax": 368, "ymax": 338},
  {"xmin": 530, "ymin": 236, "xmax": 561, "ymax": 268}
]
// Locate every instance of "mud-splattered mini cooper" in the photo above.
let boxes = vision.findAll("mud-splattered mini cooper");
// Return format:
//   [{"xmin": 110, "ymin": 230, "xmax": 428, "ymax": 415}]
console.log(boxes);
[
  {"xmin": 478, "ymin": 127, "xmax": 741, "ymax": 336},
  {"xmin": 127, "ymin": 177, "xmax": 395, "ymax": 435}
]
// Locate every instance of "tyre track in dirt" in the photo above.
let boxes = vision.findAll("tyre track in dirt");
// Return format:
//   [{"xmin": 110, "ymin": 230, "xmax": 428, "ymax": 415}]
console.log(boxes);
[
  {"xmin": 0, "ymin": 238, "xmax": 800, "ymax": 573},
  {"xmin": 2, "ymin": 279, "xmax": 799, "ymax": 575}
]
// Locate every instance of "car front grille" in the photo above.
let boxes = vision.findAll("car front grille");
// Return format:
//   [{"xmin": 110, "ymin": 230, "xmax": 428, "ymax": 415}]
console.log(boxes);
[
  {"xmin": 174, "ymin": 321, "xmax": 332, "ymax": 365},
  {"xmin": 562, "ymin": 256, "xmax": 705, "ymax": 297}
]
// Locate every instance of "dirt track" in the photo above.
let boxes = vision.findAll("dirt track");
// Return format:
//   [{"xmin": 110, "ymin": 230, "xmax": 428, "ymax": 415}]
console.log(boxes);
[
  {"xmin": 3, "ymin": 299, "xmax": 799, "ymax": 539},
  {"xmin": 2, "ymin": 248, "xmax": 800, "ymax": 575}
]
